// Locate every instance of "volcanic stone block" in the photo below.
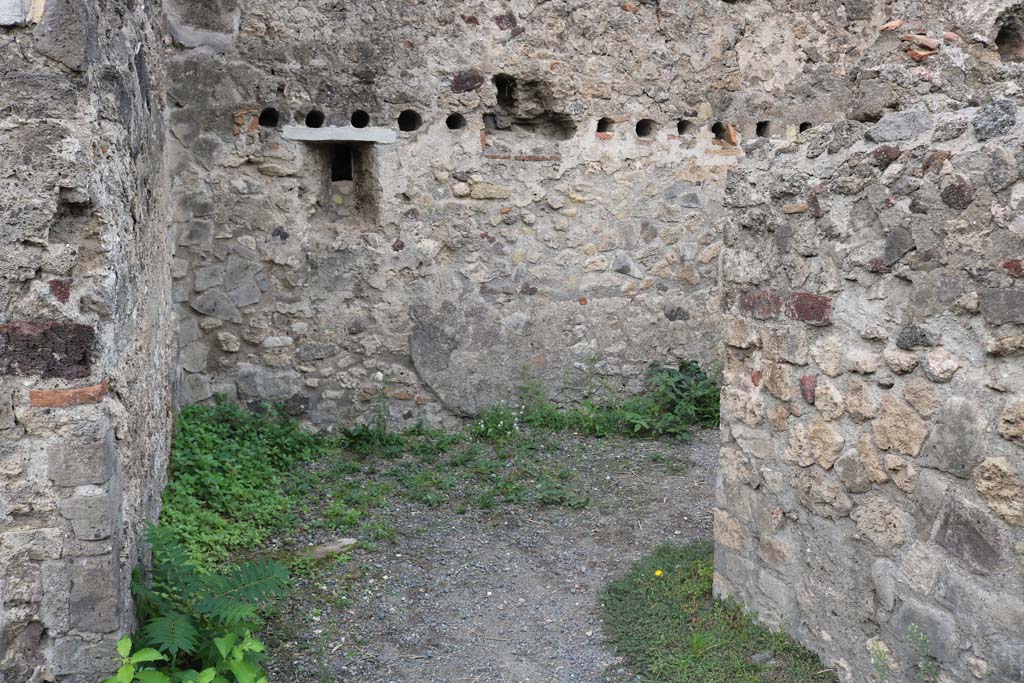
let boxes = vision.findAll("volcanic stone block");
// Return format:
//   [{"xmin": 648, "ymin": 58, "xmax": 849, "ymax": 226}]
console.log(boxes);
[
  {"xmin": 163, "ymin": 0, "xmax": 239, "ymax": 51},
  {"xmin": 738, "ymin": 290, "xmax": 782, "ymax": 319},
  {"xmin": 980, "ymin": 289, "xmax": 1024, "ymax": 325},
  {"xmin": 190, "ymin": 289, "xmax": 242, "ymax": 323},
  {"xmin": 451, "ymin": 69, "xmax": 485, "ymax": 92},
  {"xmin": 919, "ymin": 398, "xmax": 980, "ymax": 478},
  {"xmin": 784, "ymin": 292, "xmax": 832, "ymax": 325},
  {"xmin": 68, "ymin": 555, "xmax": 119, "ymax": 632},
  {"xmin": 51, "ymin": 634, "xmax": 120, "ymax": 675},
  {"xmin": 48, "ymin": 429, "xmax": 115, "ymax": 486},
  {"xmin": 57, "ymin": 491, "xmax": 113, "ymax": 540},
  {"xmin": 888, "ymin": 598, "xmax": 959, "ymax": 663},
  {"xmin": 0, "ymin": 321, "xmax": 94, "ymax": 379},
  {"xmin": 973, "ymin": 99, "xmax": 1017, "ymax": 141},
  {"xmin": 33, "ymin": 0, "xmax": 95, "ymax": 72},
  {"xmin": 865, "ymin": 108, "xmax": 933, "ymax": 142},
  {"xmin": 0, "ymin": 0, "xmax": 28, "ymax": 25},
  {"xmin": 932, "ymin": 497, "xmax": 1002, "ymax": 575}
]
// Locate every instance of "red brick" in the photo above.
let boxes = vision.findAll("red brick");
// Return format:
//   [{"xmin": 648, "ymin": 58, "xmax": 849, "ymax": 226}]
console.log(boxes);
[
  {"xmin": 800, "ymin": 375, "xmax": 817, "ymax": 404},
  {"xmin": 30, "ymin": 379, "xmax": 108, "ymax": 408},
  {"xmin": 492, "ymin": 13, "xmax": 516, "ymax": 29},
  {"xmin": 388, "ymin": 390, "xmax": 416, "ymax": 401},
  {"xmin": 922, "ymin": 150, "xmax": 951, "ymax": 175},
  {"xmin": 49, "ymin": 279, "xmax": 72, "ymax": 303},
  {"xmin": 513, "ymin": 154, "xmax": 561, "ymax": 162},
  {"xmin": 452, "ymin": 69, "xmax": 486, "ymax": 93},
  {"xmin": 907, "ymin": 48, "xmax": 936, "ymax": 62},
  {"xmin": 785, "ymin": 292, "xmax": 833, "ymax": 326},
  {"xmin": 901, "ymin": 34, "xmax": 941, "ymax": 50},
  {"xmin": 738, "ymin": 290, "xmax": 782, "ymax": 319},
  {"xmin": 1003, "ymin": 259, "xmax": 1024, "ymax": 278}
]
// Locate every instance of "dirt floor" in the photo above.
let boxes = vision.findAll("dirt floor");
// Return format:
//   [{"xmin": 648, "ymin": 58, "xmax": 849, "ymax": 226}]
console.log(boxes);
[{"xmin": 263, "ymin": 429, "xmax": 718, "ymax": 683}]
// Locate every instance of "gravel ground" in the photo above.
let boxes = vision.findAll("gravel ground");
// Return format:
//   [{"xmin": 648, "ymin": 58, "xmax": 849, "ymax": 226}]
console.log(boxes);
[{"xmin": 263, "ymin": 429, "xmax": 719, "ymax": 683}]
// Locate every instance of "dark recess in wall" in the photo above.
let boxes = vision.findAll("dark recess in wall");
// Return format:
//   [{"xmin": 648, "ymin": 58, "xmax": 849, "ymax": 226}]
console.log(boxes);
[
  {"xmin": 331, "ymin": 144, "xmax": 353, "ymax": 181},
  {"xmin": 997, "ymin": 19, "xmax": 1024, "ymax": 61},
  {"xmin": 484, "ymin": 73, "xmax": 576, "ymax": 140},
  {"xmin": 305, "ymin": 109, "xmax": 325, "ymax": 127}
]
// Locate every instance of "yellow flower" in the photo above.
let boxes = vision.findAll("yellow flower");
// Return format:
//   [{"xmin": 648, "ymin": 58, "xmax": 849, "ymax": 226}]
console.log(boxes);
[{"xmin": 654, "ymin": 569, "xmax": 664, "ymax": 577}]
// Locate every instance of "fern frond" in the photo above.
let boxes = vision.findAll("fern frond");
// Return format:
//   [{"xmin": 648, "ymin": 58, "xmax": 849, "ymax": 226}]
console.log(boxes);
[
  {"xmin": 198, "ymin": 559, "xmax": 289, "ymax": 607},
  {"xmin": 131, "ymin": 567, "xmax": 172, "ymax": 622},
  {"xmin": 193, "ymin": 598, "xmax": 259, "ymax": 626},
  {"xmin": 145, "ymin": 524, "xmax": 201, "ymax": 603},
  {"xmin": 140, "ymin": 612, "xmax": 199, "ymax": 657}
]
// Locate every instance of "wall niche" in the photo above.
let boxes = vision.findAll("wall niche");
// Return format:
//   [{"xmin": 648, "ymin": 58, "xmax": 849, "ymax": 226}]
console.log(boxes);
[
  {"xmin": 321, "ymin": 142, "xmax": 379, "ymax": 224},
  {"xmin": 483, "ymin": 73, "xmax": 576, "ymax": 149}
]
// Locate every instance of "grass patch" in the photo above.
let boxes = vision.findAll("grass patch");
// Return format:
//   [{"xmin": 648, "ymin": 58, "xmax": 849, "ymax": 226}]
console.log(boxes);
[
  {"xmin": 476, "ymin": 361, "xmax": 719, "ymax": 441},
  {"xmin": 161, "ymin": 361, "xmax": 718, "ymax": 568},
  {"xmin": 601, "ymin": 543, "xmax": 836, "ymax": 683}
]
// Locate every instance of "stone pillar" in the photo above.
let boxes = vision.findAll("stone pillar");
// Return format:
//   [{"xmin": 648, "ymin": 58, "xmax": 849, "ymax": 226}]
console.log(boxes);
[
  {"xmin": 716, "ymin": 103, "xmax": 1024, "ymax": 681},
  {"xmin": 0, "ymin": 1, "xmax": 170, "ymax": 681}
]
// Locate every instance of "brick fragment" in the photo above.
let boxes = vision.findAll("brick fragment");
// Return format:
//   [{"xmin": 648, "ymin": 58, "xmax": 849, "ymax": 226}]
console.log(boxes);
[
  {"xmin": 907, "ymin": 48, "xmax": 937, "ymax": 62},
  {"xmin": 901, "ymin": 34, "xmax": 941, "ymax": 50},
  {"xmin": 49, "ymin": 279, "xmax": 72, "ymax": 303},
  {"xmin": 493, "ymin": 13, "xmax": 517, "ymax": 29},
  {"xmin": 738, "ymin": 290, "xmax": 782, "ymax": 319},
  {"xmin": 785, "ymin": 292, "xmax": 833, "ymax": 326},
  {"xmin": 452, "ymin": 69, "xmax": 485, "ymax": 93},
  {"xmin": 30, "ymin": 378, "xmax": 109, "ymax": 408},
  {"xmin": 1003, "ymin": 259, "xmax": 1024, "ymax": 278},
  {"xmin": 800, "ymin": 375, "xmax": 817, "ymax": 404}
]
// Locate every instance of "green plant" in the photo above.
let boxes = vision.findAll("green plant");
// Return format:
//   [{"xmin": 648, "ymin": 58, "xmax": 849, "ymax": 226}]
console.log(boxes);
[
  {"xmin": 163, "ymin": 400, "xmax": 321, "ymax": 568},
  {"xmin": 128, "ymin": 525, "xmax": 288, "ymax": 679},
  {"xmin": 338, "ymin": 378, "xmax": 409, "ymax": 459},
  {"xmin": 612, "ymin": 361, "xmax": 720, "ymax": 436},
  {"xmin": 868, "ymin": 639, "xmax": 891, "ymax": 683},
  {"xmin": 472, "ymin": 403, "xmax": 524, "ymax": 443},
  {"xmin": 601, "ymin": 543, "xmax": 834, "ymax": 682},
  {"xmin": 510, "ymin": 360, "xmax": 720, "ymax": 440},
  {"xmin": 907, "ymin": 624, "xmax": 938, "ymax": 683},
  {"xmin": 102, "ymin": 636, "xmax": 168, "ymax": 683}
]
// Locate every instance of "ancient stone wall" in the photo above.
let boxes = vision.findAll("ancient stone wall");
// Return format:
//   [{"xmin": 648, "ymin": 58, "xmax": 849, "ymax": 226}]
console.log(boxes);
[
  {"xmin": 6, "ymin": 0, "xmax": 1024, "ymax": 681},
  {"xmin": 715, "ymin": 6, "xmax": 1024, "ymax": 680},
  {"xmin": 163, "ymin": 0, "xmax": 884, "ymax": 428},
  {"xmin": 0, "ymin": 1, "xmax": 171, "ymax": 681}
]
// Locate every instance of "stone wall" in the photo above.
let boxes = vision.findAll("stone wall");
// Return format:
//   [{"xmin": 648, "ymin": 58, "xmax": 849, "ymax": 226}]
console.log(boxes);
[
  {"xmin": 0, "ymin": 1, "xmax": 171, "ymax": 681},
  {"xmin": 163, "ymin": 0, "xmax": 886, "ymax": 428},
  {"xmin": 715, "ymin": 6, "xmax": 1024, "ymax": 680},
  {"xmin": 5, "ymin": 0, "xmax": 1024, "ymax": 681}
]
